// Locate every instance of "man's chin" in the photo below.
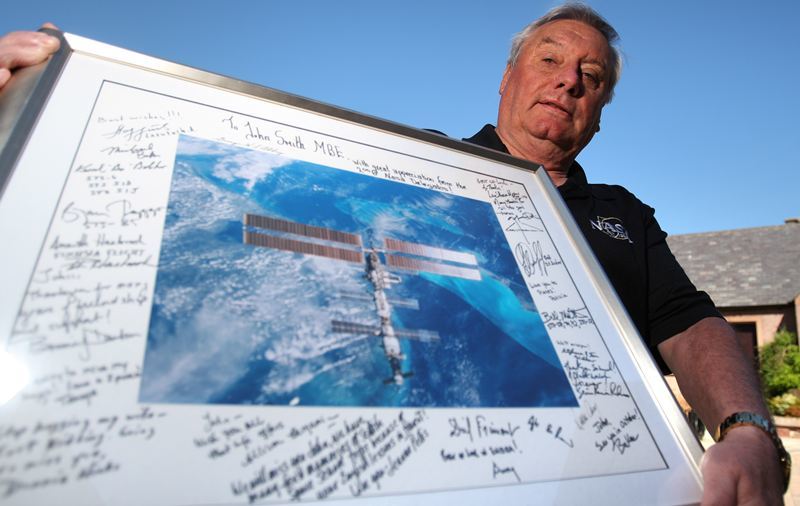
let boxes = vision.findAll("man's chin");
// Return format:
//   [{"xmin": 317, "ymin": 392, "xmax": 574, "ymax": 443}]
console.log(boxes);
[
  {"xmin": 524, "ymin": 121, "xmax": 575, "ymax": 146},
  {"xmin": 525, "ymin": 131, "xmax": 577, "ymax": 156}
]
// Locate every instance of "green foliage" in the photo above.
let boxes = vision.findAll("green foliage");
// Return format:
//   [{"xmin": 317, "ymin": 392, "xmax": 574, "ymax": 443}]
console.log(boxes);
[
  {"xmin": 767, "ymin": 392, "xmax": 800, "ymax": 416},
  {"xmin": 759, "ymin": 329, "xmax": 800, "ymax": 402}
]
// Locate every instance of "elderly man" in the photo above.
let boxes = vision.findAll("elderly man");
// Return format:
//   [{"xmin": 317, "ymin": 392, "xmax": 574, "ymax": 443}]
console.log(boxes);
[
  {"xmin": 0, "ymin": 5, "xmax": 788, "ymax": 504},
  {"xmin": 468, "ymin": 7, "xmax": 787, "ymax": 504}
]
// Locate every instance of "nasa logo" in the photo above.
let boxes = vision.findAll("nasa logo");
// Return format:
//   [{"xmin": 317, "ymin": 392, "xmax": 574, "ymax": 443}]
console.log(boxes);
[{"xmin": 589, "ymin": 216, "xmax": 633, "ymax": 244}]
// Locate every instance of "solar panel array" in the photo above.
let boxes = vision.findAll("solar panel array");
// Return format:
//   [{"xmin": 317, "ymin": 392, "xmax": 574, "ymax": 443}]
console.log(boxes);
[
  {"xmin": 244, "ymin": 213, "xmax": 362, "ymax": 246},
  {"xmin": 330, "ymin": 320, "xmax": 439, "ymax": 342},
  {"xmin": 392, "ymin": 328, "xmax": 440, "ymax": 342},
  {"xmin": 384, "ymin": 237, "xmax": 477, "ymax": 266},
  {"xmin": 331, "ymin": 320, "xmax": 379, "ymax": 335},
  {"xmin": 385, "ymin": 254, "xmax": 481, "ymax": 281},
  {"xmin": 243, "ymin": 213, "xmax": 481, "ymax": 280},
  {"xmin": 337, "ymin": 292, "xmax": 420, "ymax": 310},
  {"xmin": 244, "ymin": 231, "xmax": 364, "ymax": 264}
]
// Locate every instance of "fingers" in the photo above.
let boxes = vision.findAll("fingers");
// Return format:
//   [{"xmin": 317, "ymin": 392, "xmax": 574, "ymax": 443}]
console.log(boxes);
[
  {"xmin": 700, "ymin": 445, "xmax": 738, "ymax": 506},
  {"xmin": 0, "ymin": 68, "xmax": 10, "ymax": 89},
  {"xmin": 0, "ymin": 29, "xmax": 61, "ymax": 73},
  {"xmin": 700, "ymin": 429, "xmax": 785, "ymax": 506}
]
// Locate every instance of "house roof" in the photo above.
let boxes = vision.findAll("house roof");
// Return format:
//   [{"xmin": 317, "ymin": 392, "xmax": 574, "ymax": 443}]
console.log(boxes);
[{"xmin": 666, "ymin": 221, "xmax": 800, "ymax": 307}]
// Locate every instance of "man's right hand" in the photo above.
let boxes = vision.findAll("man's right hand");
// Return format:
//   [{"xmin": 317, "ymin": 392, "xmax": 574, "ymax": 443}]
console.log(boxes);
[{"xmin": 0, "ymin": 23, "xmax": 60, "ymax": 90}]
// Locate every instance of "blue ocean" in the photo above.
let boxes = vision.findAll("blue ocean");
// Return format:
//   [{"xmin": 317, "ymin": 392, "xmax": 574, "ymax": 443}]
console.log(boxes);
[{"xmin": 139, "ymin": 135, "xmax": 576, "ymax": 408}]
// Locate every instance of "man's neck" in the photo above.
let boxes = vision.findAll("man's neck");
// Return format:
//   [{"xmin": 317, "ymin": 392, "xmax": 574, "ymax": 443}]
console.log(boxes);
[{"xmin": 495, "ymin": 128, "xmax": 573, "ymax": 187}]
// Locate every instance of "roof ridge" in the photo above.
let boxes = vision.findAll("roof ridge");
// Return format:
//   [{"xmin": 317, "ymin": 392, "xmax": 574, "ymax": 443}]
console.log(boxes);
[{"xmin": 670, "ymin": 222, "xmax": 799, "ymax": 238}]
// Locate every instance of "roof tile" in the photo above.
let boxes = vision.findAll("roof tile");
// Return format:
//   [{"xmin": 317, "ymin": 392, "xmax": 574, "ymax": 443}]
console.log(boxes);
[{"xmin": 667, "ymin": 223, "xmax": 800, "ymax": 307}]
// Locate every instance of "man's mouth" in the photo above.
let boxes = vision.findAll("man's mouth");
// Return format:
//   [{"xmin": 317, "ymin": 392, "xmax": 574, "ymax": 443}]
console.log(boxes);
[{"xmin": 539, "ymin": 100, "xmax": 572, "ymax": 117}]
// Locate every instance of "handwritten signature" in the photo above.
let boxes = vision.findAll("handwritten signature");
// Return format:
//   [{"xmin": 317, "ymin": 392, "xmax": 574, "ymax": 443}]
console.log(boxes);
[
  {"xmin": 61, "ymin": 200, "xmax": 164, "ymax": 229},
  {"xmin": 491, "ymin": 461, "xmax": 521, "ymax": 482}
]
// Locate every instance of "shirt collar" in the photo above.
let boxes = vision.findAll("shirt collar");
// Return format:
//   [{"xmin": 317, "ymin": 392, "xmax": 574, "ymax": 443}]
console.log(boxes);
[{"xmin": 462, "ymin": 124, "xmax": 591, "ymax": 197}]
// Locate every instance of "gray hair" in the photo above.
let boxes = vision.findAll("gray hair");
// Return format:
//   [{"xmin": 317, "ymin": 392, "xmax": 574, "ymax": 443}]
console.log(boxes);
[{"xmin": 508, "ymin": 3, "xmax": 622, "ymax": 103}]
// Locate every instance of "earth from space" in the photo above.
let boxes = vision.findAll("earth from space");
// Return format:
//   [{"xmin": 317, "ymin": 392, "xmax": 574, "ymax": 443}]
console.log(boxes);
[{"xmin": 139, "ymin": 135, "xmax": 577, "ymax": 408}]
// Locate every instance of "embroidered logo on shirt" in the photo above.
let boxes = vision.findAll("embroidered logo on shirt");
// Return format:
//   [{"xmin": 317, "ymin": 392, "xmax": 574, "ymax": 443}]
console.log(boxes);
[{"xmin": 590, "ymin": 216, "xmax": 634, "ymax": 244}]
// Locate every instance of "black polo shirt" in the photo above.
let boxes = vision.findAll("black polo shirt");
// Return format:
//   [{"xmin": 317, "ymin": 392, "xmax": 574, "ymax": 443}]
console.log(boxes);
[{"xmin": 463, "ymin": 125, "xmax": 721, "ymax": 370}]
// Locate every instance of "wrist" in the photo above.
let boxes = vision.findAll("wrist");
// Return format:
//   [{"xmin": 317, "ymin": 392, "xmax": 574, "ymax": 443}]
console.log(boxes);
[{"xmin": 714, "ymin": 411, "xmax": 791, "ymax": 493}]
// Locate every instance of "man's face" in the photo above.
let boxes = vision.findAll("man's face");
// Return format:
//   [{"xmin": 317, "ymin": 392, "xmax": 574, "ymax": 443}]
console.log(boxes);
[{"xmin": 497, "ymin": 19, "xmax": 612, "ymax": 167}]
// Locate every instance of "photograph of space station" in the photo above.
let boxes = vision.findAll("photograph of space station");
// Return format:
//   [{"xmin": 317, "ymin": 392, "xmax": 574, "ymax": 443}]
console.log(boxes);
[{"xmin": 139, "ymin": 135, "xmax": 577, "ymax": 408}]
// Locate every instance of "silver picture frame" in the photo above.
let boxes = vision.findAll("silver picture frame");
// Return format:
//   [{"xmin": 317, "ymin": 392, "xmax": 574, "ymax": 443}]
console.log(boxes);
[{"xmin": 0, "ymin": 30, "xmax": 703, "ymax": 505}]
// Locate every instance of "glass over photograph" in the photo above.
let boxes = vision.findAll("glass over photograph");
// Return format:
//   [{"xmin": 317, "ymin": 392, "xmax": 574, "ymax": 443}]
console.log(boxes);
[{"xmin": 139, "ymin": 136, "xmax": 577, "ymax": 408}]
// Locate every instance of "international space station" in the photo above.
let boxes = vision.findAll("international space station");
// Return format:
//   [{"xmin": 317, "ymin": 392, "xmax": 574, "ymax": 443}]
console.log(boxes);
[{"xmin": 242, "ymin": 213, "xmax": 482, "ymax": 385}]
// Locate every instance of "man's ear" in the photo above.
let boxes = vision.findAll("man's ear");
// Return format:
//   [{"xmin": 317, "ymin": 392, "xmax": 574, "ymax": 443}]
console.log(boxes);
[{"xmin": 499, "ymin": 64, "xmax": 511, "ymax": 95}]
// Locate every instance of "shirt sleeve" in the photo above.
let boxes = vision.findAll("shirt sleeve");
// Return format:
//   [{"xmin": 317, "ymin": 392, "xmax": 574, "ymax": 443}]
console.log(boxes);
[{"xmin": 641, "ymin": 203, "xmax": 723, "ymax": 357}]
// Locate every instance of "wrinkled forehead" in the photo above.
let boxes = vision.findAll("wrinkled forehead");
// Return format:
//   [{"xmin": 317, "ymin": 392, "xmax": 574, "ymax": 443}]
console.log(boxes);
[{"xmin": 524, "ymin": 19, "xmax": 612, "ymax": 66}]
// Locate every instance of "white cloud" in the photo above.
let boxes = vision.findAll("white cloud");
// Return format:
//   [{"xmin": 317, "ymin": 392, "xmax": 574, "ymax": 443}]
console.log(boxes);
[
  {"xmin": 176, "ymin": 135, "xmax": 239, "ymax": 156},
  {"xmin": 212, "ymin": 149, "xmax": 291, "ymax": 189},
  {"xmin": 176, "ymin": 135, "xmax": 293, "ymax": 190}
]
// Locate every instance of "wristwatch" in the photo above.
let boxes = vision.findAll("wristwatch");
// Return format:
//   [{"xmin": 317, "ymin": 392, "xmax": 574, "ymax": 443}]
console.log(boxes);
[{"xmin": 714, "ymin": 411, "xmax": 791, "ymax": 493}]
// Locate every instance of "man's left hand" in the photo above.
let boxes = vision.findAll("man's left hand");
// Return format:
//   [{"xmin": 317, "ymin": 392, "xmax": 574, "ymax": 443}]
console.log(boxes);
[{"xmin": 701, "ymin": 425, "xmax": 785, "ymax": 505}]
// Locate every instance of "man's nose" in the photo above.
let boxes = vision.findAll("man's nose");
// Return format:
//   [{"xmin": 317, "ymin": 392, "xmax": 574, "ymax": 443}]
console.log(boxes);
[{"xmin": 556, "ymin": 66, "xmax": 583, "ymax": 97}]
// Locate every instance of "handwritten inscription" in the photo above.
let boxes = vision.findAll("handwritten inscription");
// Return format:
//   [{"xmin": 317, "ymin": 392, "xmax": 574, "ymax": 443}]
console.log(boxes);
[
  {"xmin": 61, "ymin": 200, "xmax": 164, "ymax": 229},
  {"xmin": 9, "ymin": 106, "xmax": 175, "ymax": 362},
  {"xmin": 0, "ymin": 407, "xmax": 166, "ymax": 499},
  {"xmin": 593, "ymin": 411, "xmax": 641, "ymax": 455},
  {"xmin": 474, "ymin": 176, "xmax": 567, "ymax": 294},
  {"xmin": 527, "ymin": 416, "xmax": 574, "ymax": 448},
  {"xmin": 557, "ymin": 340, "xmax": 630, "ymax": 400},
  {"xmin": 351, "ymin": 159, "xmax": 464, "ymax": 192},
  {"xmin": 221, "ymin": 116, "xmax": 345, "ymax": 162},
  {"xmin": 17, "ymin": 361, "xmax": 140, "ymax": 407},
  {"xmin": 193, "ymin": 410, "xmax": 429, "ymax": 503},
  {"xmin": 220, "ymin": 114, "xmax": 470, "ymax": 194},
  {"xmin": 11, "ymin": 280, "xmax": 149, "ymax": 359},
  {"xmin": 1, "ymin": 104, "xmax": 181, "ymax": 503},
  {"xmin": 102, "ymin": 121, "xmax": 192, "ymax": 143},
  {"xmin": 440, "ymin": 415, "xmax": 524, "ymax": 483},
  {"xmin": 477, "ymin": 177, "xmax": 526, "ymax": 217},
  {"xmin": 530, "ymin": 280, "xmax": 567, "ymax": 302},
  {"xmin": 515, "ymin": 240, "xmax": 562, "ymax": 277},
  {"xmin": 542, "ymin": 307, "xmax": 593, "ymax": 330},
  {"xmin": 575, "ymin": 402, "xmax": 599, "ymax": 430},
  {"xmin": 491, "ymin": 461, "xmax": 521, "ymax": 483}
]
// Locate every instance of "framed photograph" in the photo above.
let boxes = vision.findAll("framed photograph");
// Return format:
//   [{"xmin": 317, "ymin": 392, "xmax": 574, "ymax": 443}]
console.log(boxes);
[{"xmin": 0, "ymin": 31, "xmax": 704, "ymax": 505}]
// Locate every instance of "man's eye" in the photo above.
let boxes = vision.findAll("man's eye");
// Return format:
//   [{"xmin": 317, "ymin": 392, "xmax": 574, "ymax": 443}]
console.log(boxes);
[
  {"xmin": 542, "ymin": 57, "xmax": 556, "ymax": 64},
  {"xmin": 583, "ymin": 73, "xmax": 599, "ymax": 85}
]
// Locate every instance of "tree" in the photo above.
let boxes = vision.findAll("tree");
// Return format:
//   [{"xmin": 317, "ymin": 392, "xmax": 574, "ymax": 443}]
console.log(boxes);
[{"xmin": 758, "ymin": 329, "xmax": 800, "ymax": 415}]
